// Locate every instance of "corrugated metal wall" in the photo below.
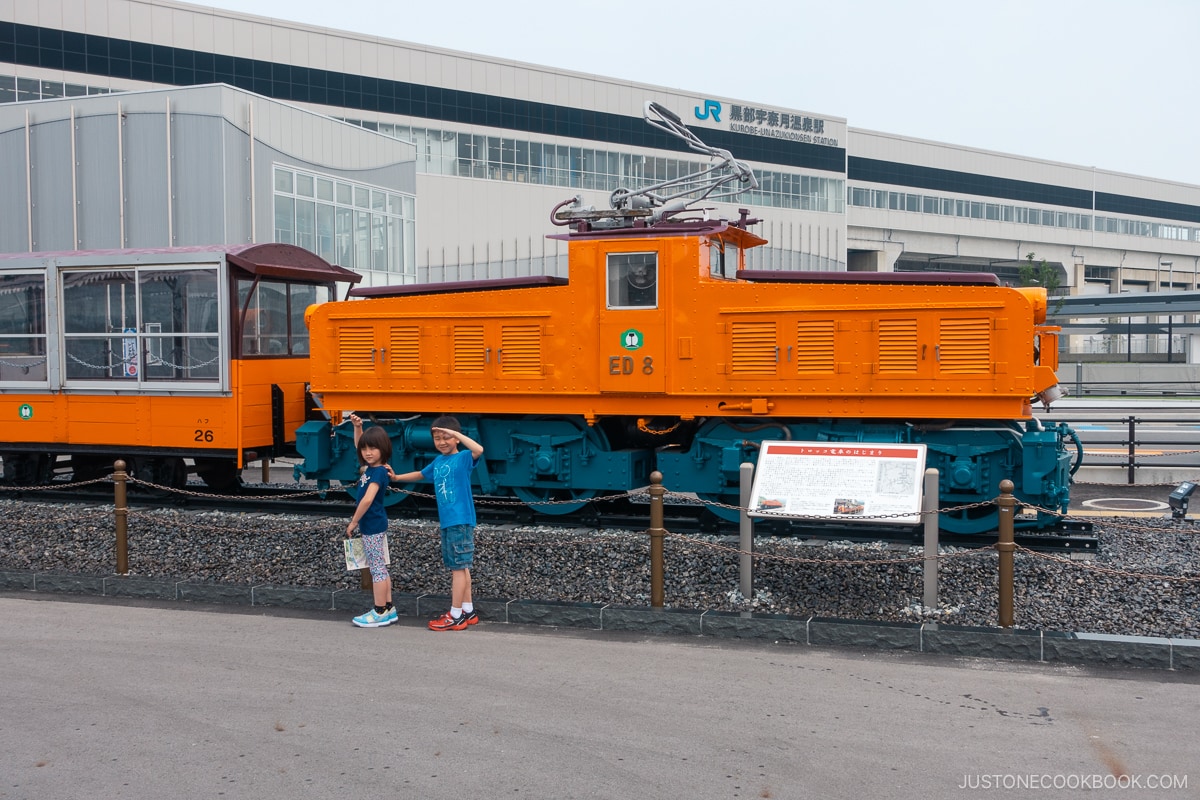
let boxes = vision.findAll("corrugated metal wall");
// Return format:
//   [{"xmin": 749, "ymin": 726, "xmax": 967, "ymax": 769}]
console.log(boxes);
[{"xmin": 0, "ymin": 84, "xmax": 416, "ymax": 257}]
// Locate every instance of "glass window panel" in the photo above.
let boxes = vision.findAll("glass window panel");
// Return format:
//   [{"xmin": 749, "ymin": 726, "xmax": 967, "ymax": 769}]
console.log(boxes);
[
  {"xmin": 239, "ymin": 279, "xmax": 289, "ymax": 356},
  {"xmin": 289, "ymin": 283, "xmax": 325, "ymax": 355},
  {"xmin": 63, "ymin": 270, "xmax": 136, "ymax": 333},
  {"xmin": 295, "ymin": 199, "xmax": 316, "ymax": 252},
  {"xmin": 336, "ymin": 182, "xmax": 352, "ymax": 205},
  {"xmin": 316, "ymin": 178, "xmax": 334, "ymax": 202},
  {"xmin": 371, "ymin": 213, "xmax": 387, "ymax": 270},
  {"xmin": 354, "ymin": 186, "xmax": 370, "ymax": 209},
  {"xmin": 274, "ymin": 168, "xmax": 293, "ymax": 193},
  {"xmin": 336, "ymin": 207, "xmax": 354, "ymax": 268},
  {"xmin": 606, "ymin": 252, "xmax": 657, "ymax": 309},
  {"xmin": 274, "ymin": 195, "xmax": 295, "ymax": 244},
  {"xmin": 16, "ymin": 77, "xmax": 39, "ymax": 101},
  {"xmin": 62, "ymin": 270, "xmax": 137, "ymax": 380},
  {"xmin": 371, "ymin": 190, "xmax": 385, "ymax": 212},
  {"xmin": 316, "ymin": 203, "xmax": 335, "ymax": 264},
  {"xmin": 388, "ymin": 217, "xmax": 402, "ymax": 273},
  {"xmin": 0, "ymin": 273, "xmax": 48, "ymax": 383},
  {"xmin": 138, "ymin": 268, "xmax": 220, "ymax": 380},
  {"xmin": 40, "ymin": 80, "xmax": 64, "ymax": 98},
  {"xmin": 404, "ymin": 220, "xmax": 416, "ymax": 275},
  {"xmin": 354, "ymin": 210, "xmax": 371, "ymax": 269},
  {"xmin": 295, "ymin": 173, "xmax": 314, "ymax": 197}
]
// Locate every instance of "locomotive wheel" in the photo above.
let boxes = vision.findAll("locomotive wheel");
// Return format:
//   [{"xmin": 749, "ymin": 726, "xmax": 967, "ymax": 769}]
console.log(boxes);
[
  {"xmin": 510, "ymin": 416, "xmax": 610, "ymax": 516},
  {"xmin": 512, "ymin": 485, "xmax": 599, "ymax": 516},
  {"xmin": 132, "ymin": 457, "xmax": 188, "ymax": 493},
  {"xmin": 195, "ymin": 460, "xmax": 244, "ymax": 492},
  {"xmin": 935, "ymin": 502, "xmax": 1001, "ymax": 535},
  {"xmin": 2, "ymin": 453, "xmax": 54, "ymax": 485},
  {"xmin": 71, "ymin": 455, "xmax": 113, "ymax": 483},
  {"xmin": 696, "ymin": 491, "xmax": 742, "ymax": 523}
]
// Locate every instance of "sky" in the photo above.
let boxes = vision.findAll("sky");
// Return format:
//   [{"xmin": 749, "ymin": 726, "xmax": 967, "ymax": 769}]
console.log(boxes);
[{"xmin": 197, "ymin": 0, "xmax": 1200, "ymax": 186}]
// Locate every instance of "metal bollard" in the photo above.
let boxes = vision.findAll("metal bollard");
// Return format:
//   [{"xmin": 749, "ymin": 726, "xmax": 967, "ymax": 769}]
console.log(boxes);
[
  {"xmin": 739, "ymin": 463, "xmax": 753, "ymax": 599},
  {"xmin": 648, "ymin": 471, "xmax": 665, "ymax": 608},
  {"xmin": 996, "ymin": 479, "xmax": 1016, "ymax": 628},
  {"xmin": 113, "ymin": 459, "xmax": 129, "ymax": 575},
  {"xmin": 922, "ymin": 468, "xmax": 939, "ymax": 610}
]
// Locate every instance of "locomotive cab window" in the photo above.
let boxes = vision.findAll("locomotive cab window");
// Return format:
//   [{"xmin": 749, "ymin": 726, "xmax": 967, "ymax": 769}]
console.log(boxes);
[
  {"xmin": 607, "ymin": 252, "xmax": 657, "ymax": 309},
  {"xmin": 709, "ymin": 238, "xmax": 740, "ymax": 280}
]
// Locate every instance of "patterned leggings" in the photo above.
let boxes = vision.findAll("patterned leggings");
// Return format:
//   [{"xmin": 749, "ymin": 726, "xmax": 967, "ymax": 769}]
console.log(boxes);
[{"xmin": 362, "ymin": 532, "xmax": 390, "ymax": 583}]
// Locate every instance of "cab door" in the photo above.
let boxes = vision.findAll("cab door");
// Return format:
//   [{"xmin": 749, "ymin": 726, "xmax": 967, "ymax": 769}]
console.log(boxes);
[{"xmin": 598, "ymin": 250, "xmax": 666, "ymax": 393}]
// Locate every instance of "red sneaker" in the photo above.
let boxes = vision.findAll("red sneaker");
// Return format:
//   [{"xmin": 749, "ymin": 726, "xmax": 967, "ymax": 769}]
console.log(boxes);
[
  {"xmin": 461, "ymin": 609, "xmax": 479, "ymax": 626},
  {"xmin": 428, "ymin": 611, "xmax": 468, "ymax": 631}
]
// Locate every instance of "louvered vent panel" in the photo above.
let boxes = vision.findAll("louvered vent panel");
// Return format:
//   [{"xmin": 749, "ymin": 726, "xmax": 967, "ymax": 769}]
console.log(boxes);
[
  {"xmin": 939, "ymin": 318, "xmax": 991, "ymax": 373},
  {"xmin": 338, "ymin": 326, "xmax": 374, "ymax": 373},
  {"xmin": 501, "ymin": 325, "xmax": 542, "ymax": 376},
  {"xmin": 795, "ymin": 320, "xmax": 835, "ymax": 374},
  {"xmin": 878, "ymin": 319, "xmax": 918, "ymax": 373},
  {"xmin": 389, "ymin": 326, "xmax": 420, "ymax": 375},
  {"xmin": 731, "ymin": 321, "xmax": 777, "ymax": 374},
  {"xmin": 453, "ymin": 326, "xmax": 486, "ymax": 374}
]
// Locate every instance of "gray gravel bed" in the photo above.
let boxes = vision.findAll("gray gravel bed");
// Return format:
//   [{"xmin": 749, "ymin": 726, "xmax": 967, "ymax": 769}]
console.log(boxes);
[{"xmin": 1, "ymin": 498, "xmax": 1197, "ymax": 639}]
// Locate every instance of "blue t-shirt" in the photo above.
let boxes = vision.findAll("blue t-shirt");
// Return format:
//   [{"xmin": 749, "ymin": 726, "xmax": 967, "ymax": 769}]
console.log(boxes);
[
  {"xmin": 420, "ymin": 448, "xmax": 478, "ymax": 528},
  {"xmin": 356, "ymin": 464, "xmax": 390, "ymax": 536}
]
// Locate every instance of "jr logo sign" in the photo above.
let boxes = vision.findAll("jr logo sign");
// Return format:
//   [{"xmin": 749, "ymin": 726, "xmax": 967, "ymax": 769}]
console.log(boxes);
[{"xmin": 694, "ymin": 100, "xmax": 721, "ymax": 122}]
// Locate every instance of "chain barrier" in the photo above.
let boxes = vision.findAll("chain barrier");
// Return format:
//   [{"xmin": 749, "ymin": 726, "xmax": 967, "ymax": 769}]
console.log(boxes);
[
  {"xmin": 1012, "ymin": 543, "xmax": 1200, "ymax": 583},
  {"xmin": 4, "ymin": 473, "xmax": 1197, "ymax": 588},
  {"xmin": 1085, "ymin": 448, "xmax": 1200, "ymax": 459}
]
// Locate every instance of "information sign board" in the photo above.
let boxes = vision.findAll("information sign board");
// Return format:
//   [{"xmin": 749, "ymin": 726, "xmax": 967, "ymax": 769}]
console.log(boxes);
[{"xmin": 747, "ymin": 442, "xmax": 928, "ymax": 525}]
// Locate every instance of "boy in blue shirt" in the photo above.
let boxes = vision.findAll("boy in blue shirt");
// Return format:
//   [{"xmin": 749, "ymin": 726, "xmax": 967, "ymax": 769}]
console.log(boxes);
[{"xmin": 391, "ymin": 415, "xmax": 484, "ymax": 631}]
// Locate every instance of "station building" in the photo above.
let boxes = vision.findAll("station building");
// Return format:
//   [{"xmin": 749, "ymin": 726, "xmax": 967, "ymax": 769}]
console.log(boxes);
[{"xmin": 3, "ymin": 0, "xmax": 1199, "ymax": 331}]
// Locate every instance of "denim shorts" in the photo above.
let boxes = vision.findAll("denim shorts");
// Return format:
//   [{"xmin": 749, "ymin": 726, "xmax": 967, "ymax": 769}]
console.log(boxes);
[{"xmin": 440, "ymin": 524, "xmax": 475, "ymax": 570}]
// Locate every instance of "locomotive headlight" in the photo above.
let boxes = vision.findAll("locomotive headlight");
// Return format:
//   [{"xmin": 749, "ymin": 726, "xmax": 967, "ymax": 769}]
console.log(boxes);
[{"xmin": 1035, "ymin": 384, "xmax": 1065, "ymax": 410}]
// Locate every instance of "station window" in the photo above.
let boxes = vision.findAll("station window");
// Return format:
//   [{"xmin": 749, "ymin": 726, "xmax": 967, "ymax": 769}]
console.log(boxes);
[
  {"xmin": 607, "ymin": 252, "xmax": 658, "ymax": 309},
  {"xmin": 0, "ymin": 273, "xmax": 48, "ymax": 384},
  {"xmin": 272, "ymin": 165, "xmax": 416, "ymax": 278},
  {"xmin": 60, "ymin": 266, "xmax": 221, "ymax": 387}
]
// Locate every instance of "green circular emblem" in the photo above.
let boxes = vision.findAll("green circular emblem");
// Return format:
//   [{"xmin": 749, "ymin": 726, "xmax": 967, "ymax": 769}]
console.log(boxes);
[
  {"xmin": 620, "ymin": 329, "xmax": 644, "ymax": 351},
  {"xmin": 18, "ymin": 403, "xmax": 33, "ymax": 421}
]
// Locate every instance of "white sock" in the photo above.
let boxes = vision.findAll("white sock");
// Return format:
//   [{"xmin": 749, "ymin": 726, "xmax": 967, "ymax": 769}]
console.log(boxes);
[
  {"xmin": 462, "ymin": 603, "xmax": 474, "ymax": 614},
  {"xmin": 451, "ymin": 607, "xmax": 462, "ymax": 619}
]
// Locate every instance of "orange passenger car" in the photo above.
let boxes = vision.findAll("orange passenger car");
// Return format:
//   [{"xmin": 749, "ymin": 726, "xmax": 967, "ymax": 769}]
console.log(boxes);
[{"xmin": 0, "ymin": 243, "xmax": 358, "ymax": 488}]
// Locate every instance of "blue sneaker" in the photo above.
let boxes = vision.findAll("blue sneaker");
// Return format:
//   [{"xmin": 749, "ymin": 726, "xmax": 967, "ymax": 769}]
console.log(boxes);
[{"xmin": 353, "ymin": 608, "xmax": 396, "ymax": 628}]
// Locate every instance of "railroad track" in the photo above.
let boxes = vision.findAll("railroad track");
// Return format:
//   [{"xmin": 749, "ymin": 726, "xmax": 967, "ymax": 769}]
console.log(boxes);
[{"xmin": 4, "ymin": 482, "xmax": 1098, "ymax": 553}]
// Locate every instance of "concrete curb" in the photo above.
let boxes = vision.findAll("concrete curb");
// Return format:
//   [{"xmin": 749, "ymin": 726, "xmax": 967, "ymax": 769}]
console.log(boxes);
[{"xmin": 3, "ymin": 569, "xmax": 1197, "ymax": 671}]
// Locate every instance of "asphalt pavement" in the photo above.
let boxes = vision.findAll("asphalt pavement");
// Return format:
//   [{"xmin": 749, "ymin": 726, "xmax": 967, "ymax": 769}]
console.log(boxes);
[{"xmin": 1, "ymin": 594, "xmax": 1197, "ymax": 800}]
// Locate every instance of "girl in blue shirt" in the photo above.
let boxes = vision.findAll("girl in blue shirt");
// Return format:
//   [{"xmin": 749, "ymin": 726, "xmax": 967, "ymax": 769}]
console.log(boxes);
[{"xmin": 346, "ymin": 417, "xmax": 396, "ymax": 628}]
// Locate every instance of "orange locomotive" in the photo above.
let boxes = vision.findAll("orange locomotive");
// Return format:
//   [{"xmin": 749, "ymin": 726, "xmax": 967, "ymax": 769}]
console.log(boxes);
[
  {"xmin": 297, "ymin": 104, "xmax": 1078, "ymax": 533},
  {"xmin": 0, "ymin": 243, "xmax": 358, "ymax": 489}
]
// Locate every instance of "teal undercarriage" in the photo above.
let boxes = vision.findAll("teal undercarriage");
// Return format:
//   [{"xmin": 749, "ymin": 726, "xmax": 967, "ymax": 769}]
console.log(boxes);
[{"xmin": 296, "ymin": 415, "xmax": 1081, "ymax": 535}]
